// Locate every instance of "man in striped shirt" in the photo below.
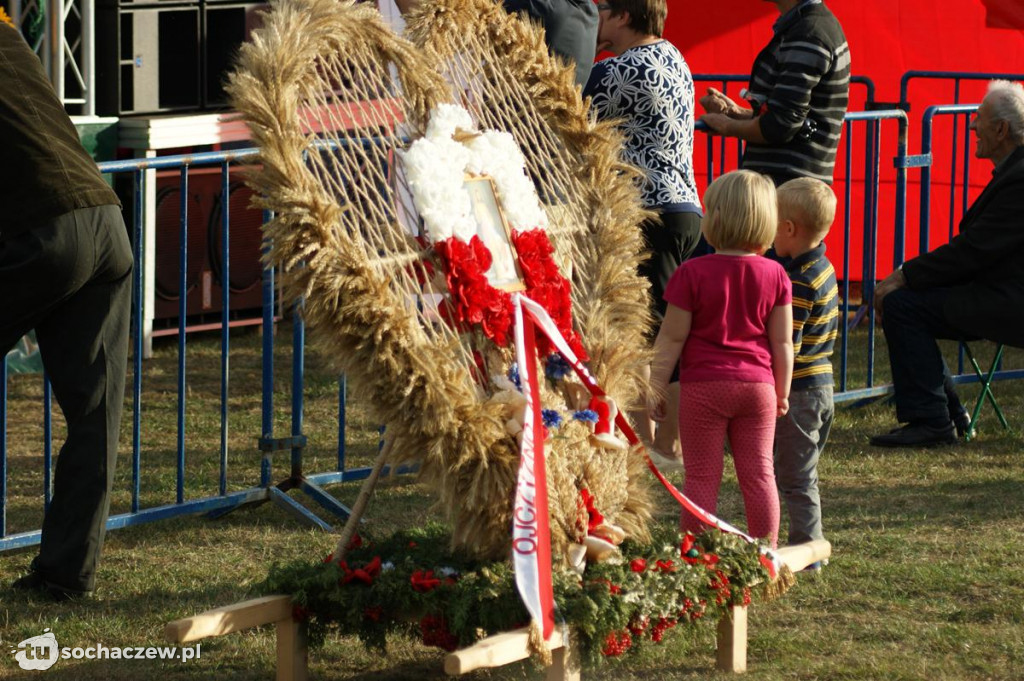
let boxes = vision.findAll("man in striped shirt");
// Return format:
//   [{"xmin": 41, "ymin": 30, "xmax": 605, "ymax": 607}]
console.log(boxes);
[
  {"xmin": 698, "ymin": 0, "xmax": 850, "ymax": 186},
  {"xmin": 769, "ymin": 178, "xmax": 839, "ymax": 556}
]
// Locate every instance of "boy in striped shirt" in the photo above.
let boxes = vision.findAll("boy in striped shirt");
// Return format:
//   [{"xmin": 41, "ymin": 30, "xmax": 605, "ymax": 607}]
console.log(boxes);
[{"xmin": 769, "ymin": 178, "xmax": 839, "ymax": 561}]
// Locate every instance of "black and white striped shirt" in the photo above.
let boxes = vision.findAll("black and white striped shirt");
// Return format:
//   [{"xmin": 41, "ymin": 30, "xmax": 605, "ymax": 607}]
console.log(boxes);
[{"xmin": 742, "ymin": 0, "xmax": 850, "ymax": 185}]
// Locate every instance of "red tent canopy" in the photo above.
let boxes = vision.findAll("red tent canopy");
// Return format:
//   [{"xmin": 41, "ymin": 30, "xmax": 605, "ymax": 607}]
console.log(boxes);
[{"xmin": 663, "ymin": 0, "xmax": 1024, "ymax": 280}]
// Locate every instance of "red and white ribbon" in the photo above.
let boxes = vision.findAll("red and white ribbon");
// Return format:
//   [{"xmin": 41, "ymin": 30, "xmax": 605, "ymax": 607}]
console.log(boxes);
[{"xmin": 511, "ymin": 294, "xmax": 556, "ymax": 641}]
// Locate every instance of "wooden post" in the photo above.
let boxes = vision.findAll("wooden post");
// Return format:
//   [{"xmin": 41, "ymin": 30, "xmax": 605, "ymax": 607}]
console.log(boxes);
[
  {"xmin": 546, "ymin": 642, "xmax": 580, "ymax": 681},
  {"xmin": 716, "ymin": 605, "xmax": 748, "ymax": 673},
  {"xmin": 276, "ymin": 617, "xmax": 308, "ymax": 681}
]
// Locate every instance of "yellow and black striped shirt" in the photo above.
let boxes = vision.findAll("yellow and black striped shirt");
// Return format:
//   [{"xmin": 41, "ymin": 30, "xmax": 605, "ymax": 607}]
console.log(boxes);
[{"xmin": 771, "ymin": 244, "xmax": 838, "ymax": 389}]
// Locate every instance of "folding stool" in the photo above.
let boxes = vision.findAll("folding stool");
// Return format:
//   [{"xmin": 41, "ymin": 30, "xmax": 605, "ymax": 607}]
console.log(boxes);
[{"xmin": 961, "ymin": 342, "xmax": 1009, "ymax": 441}]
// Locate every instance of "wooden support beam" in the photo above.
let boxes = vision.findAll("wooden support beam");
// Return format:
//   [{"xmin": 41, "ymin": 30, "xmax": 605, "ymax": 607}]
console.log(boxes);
[
  {"xmin": 444, "ymin": 627, "xmax": 565, "ymax": 676},
  {"xmin": 775, "ymin": 539, "xmax": 831, "ymax": 573},
  {"xmin": 164, "ymin": 595, "xmax": 294, "ymax": 644},
  {"xmin": 716, "ymin": 605, "xmax": 748, "ymax": 673}
]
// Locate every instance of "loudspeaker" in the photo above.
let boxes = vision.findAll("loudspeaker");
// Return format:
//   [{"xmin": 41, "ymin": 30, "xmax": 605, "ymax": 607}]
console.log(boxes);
[
  {"xmin": 96, "ymin": 3, "xmax": 201, "ymax": 115},
  {"xmin": 203, "ymin": 2, "xmax": 267, "ymax": 108},
  {"xmin": 153, "ymin": 168, "xmax": 264, "ymax": 325},
  {"xmin": 95, "ymin": 0, "xmax": 264, "ymax": 115}
]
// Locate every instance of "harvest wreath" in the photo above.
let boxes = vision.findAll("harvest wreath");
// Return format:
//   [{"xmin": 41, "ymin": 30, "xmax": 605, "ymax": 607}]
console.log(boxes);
[{"xmin": 262, "ymin": 524, "xmax": 778, "ymax": 667}]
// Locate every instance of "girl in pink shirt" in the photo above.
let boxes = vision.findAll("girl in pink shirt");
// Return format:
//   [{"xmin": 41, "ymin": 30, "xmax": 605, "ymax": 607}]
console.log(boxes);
[{"xmin": 649, "ymin": 170, "xmax": 793, "ymax": 547}]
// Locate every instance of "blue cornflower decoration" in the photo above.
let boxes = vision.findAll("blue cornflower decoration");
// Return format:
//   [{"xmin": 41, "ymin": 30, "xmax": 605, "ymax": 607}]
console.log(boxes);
[
  {"xmin": 573, "ymin": 409, "xmax": 598, "ymax": 424},
  {"xmin": 541, "ymin": 409, "xmax": 563, "ymax": 429},
  {"xmin": 544, "ymin": 353, "xmax": 572, "ymax": 381},
  {"xmin": 507, "ymin": 363, "xmax": 521, "ymax": 391}
]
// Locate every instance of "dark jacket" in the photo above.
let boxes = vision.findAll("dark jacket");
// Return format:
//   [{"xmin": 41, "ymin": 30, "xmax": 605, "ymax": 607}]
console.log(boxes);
[
  {"xmin": 0, "ymin": 23, "xmax": 119, "ymax": 238},
  {"xmin": 503, "ymin": 0, "xmax": 598, "ymax": 87},
  {"xmin": 902, "ymin": 145, "xmax": 1024, "ymax": 347}
]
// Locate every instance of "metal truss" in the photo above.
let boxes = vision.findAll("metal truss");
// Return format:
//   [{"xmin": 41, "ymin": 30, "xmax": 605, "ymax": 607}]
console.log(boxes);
[{"xmin": 11, "ymin": 0, "xmax": 95, "ymax": 114}]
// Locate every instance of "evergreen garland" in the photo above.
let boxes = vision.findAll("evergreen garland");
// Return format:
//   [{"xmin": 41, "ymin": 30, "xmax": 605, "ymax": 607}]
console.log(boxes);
[{"xmin": 261, "ymin": 523, "xmax": 774, "ymax": 666}]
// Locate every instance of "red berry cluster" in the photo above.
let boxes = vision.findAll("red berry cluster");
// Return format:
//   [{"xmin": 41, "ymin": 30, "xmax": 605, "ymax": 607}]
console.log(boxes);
[
  {"xmin": 650, "ymin": 616, "xmax": 677, "ymax": 643},
  {"xmin": 419, "ymin": 614, "xmax": 459, "ymax": 652},
  {"xmin": 601, "ymin": 630, "xmax": 633, "ymax": 657},
  {"xmin": 709, "ymin": 569, "xmax": 732, "ymax": 605},
  {"xmin": 680, "ymin": 597, "xmax": 707, "ymax": 621},
  {"xmin": 627, "ymin": 615, "xmax": 649, "ymax": 637}
]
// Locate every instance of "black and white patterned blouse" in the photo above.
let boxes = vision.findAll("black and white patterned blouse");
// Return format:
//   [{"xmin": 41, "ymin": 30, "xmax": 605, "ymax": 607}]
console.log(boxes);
[{"xmin": 584, "ymin": 40, "xmax": 701, "ymax": 215}]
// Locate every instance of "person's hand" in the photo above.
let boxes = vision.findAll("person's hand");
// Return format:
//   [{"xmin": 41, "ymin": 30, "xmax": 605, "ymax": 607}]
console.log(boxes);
[
  {"xmin": 777, "ymin": 396, "xmax": 789, "ymax": 418},
  {"xmin": 700, "ymin": 87, "xmax": 740, "ymax": 115},
  {"xmin": 596, "ymin": 39, "xmax": 613, "ymax": 54},
  {"xmin": 700, "ymin": 113, "xmax": 734, "ymax": 137},
  {"xmin": 873, "ymin": 267, "xmax": 906, "ymax": 321}
]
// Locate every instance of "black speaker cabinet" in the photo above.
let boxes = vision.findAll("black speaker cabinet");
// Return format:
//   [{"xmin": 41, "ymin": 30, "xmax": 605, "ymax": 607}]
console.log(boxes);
[
  {"xmin": 203, "ymin": 2, "xmax": 266, "ymax": 108},
  {"xmin": 95, "ymin": 0, "xmax": 265, "ymax": 115},
  {"xmin": 96, "ymin": 3, "xmax": 201, "ymax": 116},
  {"xmin": 154, "ymin": 167, "xmax": 264, "ymax": 325}
]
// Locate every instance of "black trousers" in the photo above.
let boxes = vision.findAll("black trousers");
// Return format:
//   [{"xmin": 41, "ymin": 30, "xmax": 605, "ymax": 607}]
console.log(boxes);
[
  {"xmin": 640, "ymin": 211, "xmax": 702, "ymax": 325},
  {"xmin": 0, "ymin": 204, "xmax": 132, "ymax": 591},
  {"xmin": 881, "ymin": 286, "xmax": 976, "ymax": 424}
]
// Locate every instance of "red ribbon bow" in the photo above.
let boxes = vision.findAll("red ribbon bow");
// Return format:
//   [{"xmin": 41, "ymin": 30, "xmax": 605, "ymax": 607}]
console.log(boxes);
[
  {"xmin": 339, "ymin": 556, "xmax": 382, "ymax": 585},
  {"xmin": 410, "ymin": 569, "xmax": 442, "ymax": 593}
]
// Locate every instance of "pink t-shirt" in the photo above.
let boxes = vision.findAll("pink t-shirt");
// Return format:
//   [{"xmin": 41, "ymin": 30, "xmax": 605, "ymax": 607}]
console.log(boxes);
[{"xmin": 663, "ymin": 253, "xmax": 792, "ymax": 384}]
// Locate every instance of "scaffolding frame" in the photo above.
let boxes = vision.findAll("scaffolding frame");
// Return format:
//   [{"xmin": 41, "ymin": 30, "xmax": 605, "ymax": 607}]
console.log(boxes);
[{"xmin": 12, "ymin": 0, "xmax": 95, "ymax": 115}]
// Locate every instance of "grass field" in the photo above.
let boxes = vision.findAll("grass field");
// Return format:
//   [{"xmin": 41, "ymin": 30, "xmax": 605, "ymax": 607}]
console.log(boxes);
[{"xmin": 1, "ymin": 326, "xmax": 1023, "ymax": 680}]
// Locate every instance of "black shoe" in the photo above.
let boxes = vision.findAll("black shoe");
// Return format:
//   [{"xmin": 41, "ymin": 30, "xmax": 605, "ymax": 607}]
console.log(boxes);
[
  {"xmin": 952, "ymin": 409, "xmax": 973, "ymax": 439},
  {"xmin": 869, "ymin": 421, "xmax": 956, "ymax": 448},
  {"xmin": 11, "ymin": 571, "xmax": 90, "ymax": 602}
]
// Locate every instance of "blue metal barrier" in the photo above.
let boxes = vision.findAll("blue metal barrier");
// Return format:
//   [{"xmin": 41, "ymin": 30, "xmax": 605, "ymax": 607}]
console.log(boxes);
[
  {"xmin": 899, "ymin": 70, "xmax": 1024, "ymax": 111},
  {"xmin": 0, "ymin": 149, "xmax": 356, "ymax": 551}
]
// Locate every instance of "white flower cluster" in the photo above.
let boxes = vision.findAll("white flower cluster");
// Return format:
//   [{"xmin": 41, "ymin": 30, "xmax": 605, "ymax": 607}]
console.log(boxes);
[
  {"xmin": 464, "ymin": 132, "xmax": 549, "ymax": 232},
  {"xmin": 399, "ymin": 103, "xmax": 548, "ymax": 243}
]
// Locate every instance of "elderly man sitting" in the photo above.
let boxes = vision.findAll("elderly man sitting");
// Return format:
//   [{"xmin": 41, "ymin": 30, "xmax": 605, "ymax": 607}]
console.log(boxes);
[{"xmin": 871, "ymin": 79, "xmax": 1024, "ymax": 447}]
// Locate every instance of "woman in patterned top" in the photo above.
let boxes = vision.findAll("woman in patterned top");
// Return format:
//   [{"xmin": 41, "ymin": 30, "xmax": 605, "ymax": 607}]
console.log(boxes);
[{"xmin": 583, "ymin": 0, "xmax": 701, "ymax": 462}]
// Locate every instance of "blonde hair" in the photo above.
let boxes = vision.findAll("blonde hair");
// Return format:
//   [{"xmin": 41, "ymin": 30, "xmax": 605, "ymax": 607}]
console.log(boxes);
[
  {"xmin": 777, "ymin": 177, "xmax": 837, "ymax": 241},
  {"xmin": 701, "ymin": 170, "xmax": 777, "ymax": 252}
]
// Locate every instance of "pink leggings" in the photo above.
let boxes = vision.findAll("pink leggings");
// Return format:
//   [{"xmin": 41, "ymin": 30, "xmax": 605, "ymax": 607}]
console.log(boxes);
[{"xmin": 678, "ymin": 381, "xmax": 779, "ymax": 548}]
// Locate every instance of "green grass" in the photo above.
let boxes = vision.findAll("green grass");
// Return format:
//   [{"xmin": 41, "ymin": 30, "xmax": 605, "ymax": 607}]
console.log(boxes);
[{"xmin": 2, "ymin": 326, "xmax": 1023, "ymax": 680}]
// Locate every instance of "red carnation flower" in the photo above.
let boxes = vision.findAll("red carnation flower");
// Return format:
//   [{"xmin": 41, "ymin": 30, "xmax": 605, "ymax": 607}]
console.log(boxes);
[{"xmin": 411, "ymin": 569, "xmax": 442, "ymax": 593}]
